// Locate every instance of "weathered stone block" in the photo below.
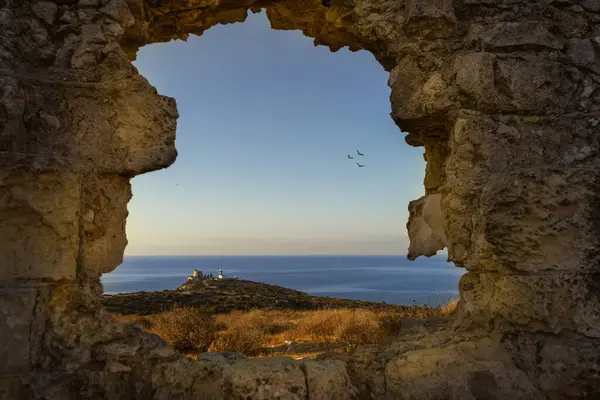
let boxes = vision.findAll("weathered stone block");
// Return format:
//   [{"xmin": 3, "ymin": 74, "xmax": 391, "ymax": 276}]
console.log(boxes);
[
  {"xmin": 389, "ymin": 57, "xmax": 455, "ymax": 131},
  {"xmin": 301, "ymin": 359, "xmax": 356, "ymax": 400},
  {"xmin": 564, "ymin": 38, "xmax": 600, "ymax": 75},
  {"xmin": 3, "ymin": 76, "xmax": 176, "ymax": 175},
  {"xmin": 532, "ymin": 335, "xmax": 600, "ymax": 400},
  {"xmin": 78, "ymin": 174, "xmax": 132, "ymax": 278},
  {"xmin": 580, "ymin": 0, "xmax": 600, "ymax": 12},
  {"xmin": 494, "ymin": 58, "xmax": 578, "ymax": 113},
  {"xmin": 228, "ymin": 357, "xmax": 306, "ymax": 399},
  {"xmin": 458, "ymin": 272, "xmax": 600, "ymax": 338},
  {"xmin": 385, "ymin": 344, "xmax": 544, "ymax": 400},
  {"xmin": 442, "ymin": 116, "xmax": 497, "ymax": 267},
  {"xmin": 389, "ymin": 55, "xmax": 425, "ymax": 129},
  {"xmin": 478, "ymin": 166, "xmax": 592, "ymax": 272},
  {"xmin": 0, "ymin": 172, "xmax": 80, "ymax": 281},
  {"xmin": 99, "ymin": 0, "xmax": 135, "ymax": 28},
  {"xmin": 152, "ymin": 356, "xmax": 230, "ymax": 400},
  {"xmin": 481, "ymin": 22, "xmax": 563, "ymax": 50},
  {"xmin": 423, "ymin": 136, "xmax": 449, "ymax": 191},
  {"xmin": 0, "ymin": 76, "xmax": 25, "ymax": 153},
  {"xmin": 454, "ymin": 52, "xmax": 496, "ymax": 106},
  {"xmin": 0, "ymin": 376, "xmax": 33, "ymax": 400},
  {"xmin": 113, "ymin": 84, "xmax": 178, "ymax": 174},
  {"xmin": 0, "ymin": 287, "xmax": 37, "ymax": 374},
  {"xmin": 405, "ymin": 0, "xmax": 456, "ymax": 38},
  {"xmin": 31, "ymin": 2, "xmax": 58, "ymax": 25},
  {"xmin": 407, "ymin": 193, "xmax": 448, "ymax": 260},
  {"xmin": 444, "ymin": 113, "xmax": 599, "ymax": 276}
]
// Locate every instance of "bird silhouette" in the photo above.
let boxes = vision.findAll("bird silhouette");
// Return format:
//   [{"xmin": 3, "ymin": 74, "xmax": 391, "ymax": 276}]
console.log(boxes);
[
  {"xmin": 347, "ymin": 154, "xmax": 354, "ymax": 159},
  {"xmin": 356, "ymin": 150, "xmax": 364, "ymax": 156},
  {"xmin": 356, "ymin": 162, "xmax": 365, "ymax": 168}
]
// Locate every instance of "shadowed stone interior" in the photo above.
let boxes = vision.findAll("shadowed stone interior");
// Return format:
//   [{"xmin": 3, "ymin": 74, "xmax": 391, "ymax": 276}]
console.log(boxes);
[{"xmin": 1, "ymin": 0, "xmax": 600, "ymax": 398}]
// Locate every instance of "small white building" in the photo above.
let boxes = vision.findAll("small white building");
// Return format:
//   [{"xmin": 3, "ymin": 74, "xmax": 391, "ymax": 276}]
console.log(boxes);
[
  {"xmin": 187, "ymin": 268, "xmax": 232, "ymax": 281},
  {"xmin": 187, "ymin": 269, "xmax": 203, "ymax": 282}
]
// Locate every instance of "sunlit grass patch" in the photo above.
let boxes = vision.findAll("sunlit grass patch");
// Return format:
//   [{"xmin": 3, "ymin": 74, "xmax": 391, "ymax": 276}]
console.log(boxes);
[{"xmin": 114, "ymin": 298, "xmax": 459, "ymax": 357}]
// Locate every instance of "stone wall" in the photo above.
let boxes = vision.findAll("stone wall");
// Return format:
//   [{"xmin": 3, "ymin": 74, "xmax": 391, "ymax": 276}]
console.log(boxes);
[{"xmin": 1, "ymin": 0, "xmax": 599, "ymax": 398}]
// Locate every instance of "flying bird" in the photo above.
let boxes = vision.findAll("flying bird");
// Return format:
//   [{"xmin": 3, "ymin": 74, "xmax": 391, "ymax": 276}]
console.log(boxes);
[
  {"xmin": 356, "ymin": 162, "xmax": 365, "ymax": 168},
  {"xmin": 356, "ymin": 150, "xmax": 364, "ymax": 156},
  {"xmin": 347, "ymin": 154, "xmax": 354, "ymax": 159}
]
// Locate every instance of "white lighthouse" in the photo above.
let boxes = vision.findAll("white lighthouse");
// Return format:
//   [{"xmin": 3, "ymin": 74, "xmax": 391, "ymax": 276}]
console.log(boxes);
[{"xmin": 217, "ymin": 268, "xmax": 223, "ymax": 280}]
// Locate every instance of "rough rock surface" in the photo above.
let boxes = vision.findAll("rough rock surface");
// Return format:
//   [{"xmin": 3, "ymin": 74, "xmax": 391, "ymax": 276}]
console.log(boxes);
[{"xmin": 1, "ymin": 0, "xmax": 600, "ymax": 399}]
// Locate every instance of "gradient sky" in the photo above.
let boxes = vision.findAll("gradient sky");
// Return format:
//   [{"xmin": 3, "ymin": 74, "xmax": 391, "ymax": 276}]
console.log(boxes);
[{"xmin": 125, "ymin": 11, "xmax": 426, "ymax": 256}]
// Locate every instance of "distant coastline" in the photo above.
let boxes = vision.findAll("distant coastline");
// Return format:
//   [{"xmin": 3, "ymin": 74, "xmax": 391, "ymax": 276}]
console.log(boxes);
[
  {"xmin": 101, "ymin": 255, "xmax": 463, "ymax": 306},
  {"xmin": 101, "ymin": 276, "xmax": 456, "ymax": 316}
]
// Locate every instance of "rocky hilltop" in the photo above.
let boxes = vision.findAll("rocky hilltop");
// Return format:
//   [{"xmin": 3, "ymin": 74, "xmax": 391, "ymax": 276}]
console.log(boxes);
[{"xmin": 101, "ymin": 278, "xmax": 429, "ymax": 315}]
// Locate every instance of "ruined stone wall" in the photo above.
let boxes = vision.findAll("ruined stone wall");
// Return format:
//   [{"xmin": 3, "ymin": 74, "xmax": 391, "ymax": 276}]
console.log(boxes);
[{"xmin": 1, "ymin": 0, "xmax": 600, "ymax": 398}]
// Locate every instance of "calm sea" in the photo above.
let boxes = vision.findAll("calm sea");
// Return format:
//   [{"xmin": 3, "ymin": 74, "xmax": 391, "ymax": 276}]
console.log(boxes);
[{"xmin": 101, "ymin": 255, "xmax": 465, "ymax": 306}]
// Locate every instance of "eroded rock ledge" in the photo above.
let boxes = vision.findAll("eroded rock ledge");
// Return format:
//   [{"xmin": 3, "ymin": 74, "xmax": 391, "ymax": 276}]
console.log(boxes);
[{"xmin": 1, "ymin": 0, "xmax": 600, "ymax": 398}]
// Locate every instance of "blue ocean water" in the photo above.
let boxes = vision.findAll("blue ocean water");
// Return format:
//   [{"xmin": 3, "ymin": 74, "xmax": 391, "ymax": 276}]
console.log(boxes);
[{"xmin": 101, "ymin": 255, "xmax": 465, "ymax": 306}]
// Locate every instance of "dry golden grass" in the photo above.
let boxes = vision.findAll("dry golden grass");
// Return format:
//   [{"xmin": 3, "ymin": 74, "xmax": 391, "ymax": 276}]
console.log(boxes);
[
  {"xmin": 209, "ymin": 326, "xmax": 265, "ymax": 355},
  {"xmin": 138, "ymin": 305, "xmax": 217, "ymax": 353},
  {"xmin": 115, "ymin": 299, "xmax": 458, "ymax": 356},
  {"xmin": 335, "ymin": 310, "xmax": 385, "ymax": 347},
  {"xmin": 440, "ymin": 298, "xmax": 459, "ymax": 315}
]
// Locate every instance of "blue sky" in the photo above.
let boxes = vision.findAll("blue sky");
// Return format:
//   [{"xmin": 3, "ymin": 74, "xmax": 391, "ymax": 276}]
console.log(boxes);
[{"xmin": 125, "ymin": 11, "xmax": 426, "ymax": 255}]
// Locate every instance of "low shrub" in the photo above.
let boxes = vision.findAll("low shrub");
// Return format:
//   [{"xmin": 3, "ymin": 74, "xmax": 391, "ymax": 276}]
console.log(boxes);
[
  {"xmin": 210, "ymin": 326, "xmax": 265, "ymax": 355},
  {"xmin": 296, "ymin": 310, "xmax": 343, "ymax": 342},
  {"xmin": 150, "ymin": 305, "xmax": 217, "ymax": 353},
  {"xmin": 334, "ymin": 310, "xmax": 383, "ymax": 347}
]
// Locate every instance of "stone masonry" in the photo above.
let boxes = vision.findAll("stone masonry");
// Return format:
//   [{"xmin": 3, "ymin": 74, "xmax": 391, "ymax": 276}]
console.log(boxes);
[{"xmin": 1, "ymin": 0, "xmax": 600, "ymax": 398}]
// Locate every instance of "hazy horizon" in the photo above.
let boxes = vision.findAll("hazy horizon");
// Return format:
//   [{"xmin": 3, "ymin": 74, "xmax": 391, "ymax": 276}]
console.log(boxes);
[
  {"xmin": 124, "ymin": 235, "xmax": 411, "ymax": 256},
  {"xmin": 125, "ymin": 11, "xmax": 426, "ymax": 256},
  {"xmin": 122, "ymin": 253, "xmax": 449, "ymax": 258}
]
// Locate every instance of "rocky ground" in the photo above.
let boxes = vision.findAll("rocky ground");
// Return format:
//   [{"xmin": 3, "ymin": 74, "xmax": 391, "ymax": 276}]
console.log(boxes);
[{"xmin": 101, "ymin": 278, "xmax": 442, "ymax": 315}]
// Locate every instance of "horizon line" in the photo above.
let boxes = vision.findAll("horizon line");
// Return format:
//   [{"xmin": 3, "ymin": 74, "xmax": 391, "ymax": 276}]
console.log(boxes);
[
  {"xmin": 124, "ymin": 253, "xmax": 412, "ymax": 257},
  {"xmin": 121, "ymin": 254, "xmax": 453, "ymax": 258}
]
